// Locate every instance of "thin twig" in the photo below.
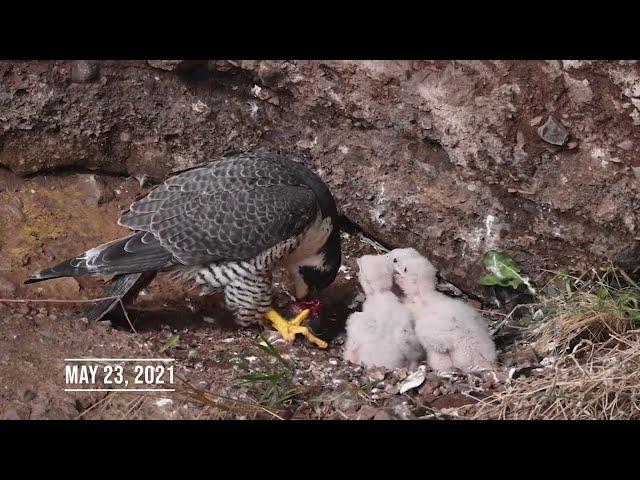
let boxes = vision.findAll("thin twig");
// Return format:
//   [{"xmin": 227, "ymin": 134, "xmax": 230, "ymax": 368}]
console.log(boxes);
[
  {"xmin": 0, "ymin": 295, "xmax": 123, "ymax": 304},
  {"xmin": 74, "ymin": 392, "xmax": 113, "ymax": 420},
  {"xmin": 1, "ymin": 295, "xmax": 138, "ymax": 334},
  {"xmin": 176, "ymin": 375, "xmax": 284, "ymax": 420},
  {"xmin": 118, "ymin": 298, "xmax": 137, "ymax": 334}
]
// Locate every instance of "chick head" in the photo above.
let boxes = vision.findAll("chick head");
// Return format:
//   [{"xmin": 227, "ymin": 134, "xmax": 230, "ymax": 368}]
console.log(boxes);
[
  {"xmin": 356, "ymin": 254, "xmax": 394, "ymax": 296},
  {"xmin": 387, "ymin": 248, "xmax": 437, "ymax": 295}
]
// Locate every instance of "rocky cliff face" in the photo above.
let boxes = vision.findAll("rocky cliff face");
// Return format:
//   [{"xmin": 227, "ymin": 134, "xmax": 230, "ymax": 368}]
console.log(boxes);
[{"xmin": 1, "ymin": 60, "xmax": 639, "ymax": 302}]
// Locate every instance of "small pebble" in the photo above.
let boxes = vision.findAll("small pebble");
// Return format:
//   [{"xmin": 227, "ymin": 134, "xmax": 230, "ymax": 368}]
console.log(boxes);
[
  {"xmin": 4, "ymin": 409, "xmax": 21, "ymax": 420},
  {"xmin": 538, "ymin": 115, "xmax": 569, "ymax": 146},
  {"xmin": 71, "ymin": 61, "xmax": 99, "ymax": 83},
  {"xmin": 21, "ymin": 389, "xmax": 37, "ymax": 401},
  {"xmin": 617, "ymin": 139, "xmax": 633, "ymax": 151}
]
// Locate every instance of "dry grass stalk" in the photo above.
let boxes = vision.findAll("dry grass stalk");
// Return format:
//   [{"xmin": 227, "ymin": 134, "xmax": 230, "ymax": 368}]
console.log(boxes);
[
  {"xmin": 174, "ymin": 376, "xmax": 284, "ymax": 420},
  {"xmin": 466, "ymin": 267, "xmax": 640, "ymax": 420}
]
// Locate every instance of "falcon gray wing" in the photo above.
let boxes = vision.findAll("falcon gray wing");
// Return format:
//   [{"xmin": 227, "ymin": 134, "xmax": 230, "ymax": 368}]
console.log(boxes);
[{"xmin": 118, "ymin": 155, "xmax": 320, "ymax": 265}]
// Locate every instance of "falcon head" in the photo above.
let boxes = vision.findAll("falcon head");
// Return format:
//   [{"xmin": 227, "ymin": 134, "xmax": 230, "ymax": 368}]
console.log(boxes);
[{"xmin": 294, "ymin": 229, "xmax": 342, "ymax": 298}]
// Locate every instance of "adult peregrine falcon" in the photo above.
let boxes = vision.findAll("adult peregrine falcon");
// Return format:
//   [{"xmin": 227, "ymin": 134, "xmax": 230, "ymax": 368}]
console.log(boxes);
[{"xmin": 25, "ymin": 149, "xmax": 342, "ymax": 348}]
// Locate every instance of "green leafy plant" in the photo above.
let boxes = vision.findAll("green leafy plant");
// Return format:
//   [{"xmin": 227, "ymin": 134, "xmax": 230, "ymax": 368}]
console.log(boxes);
[
  {"xmin": 478, "ymin": 250, "xmax": 537, "ymax": 295},
  {"xmin": 595, "ymin": 284, "xmax": 640, "ymax": 321},
  {"xmin": 557, "ymin": 267, "xmax": 573, "ymax": 296},
  {"xmin": 235, "ymin": 335, "xmax": 299, "ymax": 408},
  {"xmin": 159, "ymin": 334, "xmax": 181, "ymax": 353}
]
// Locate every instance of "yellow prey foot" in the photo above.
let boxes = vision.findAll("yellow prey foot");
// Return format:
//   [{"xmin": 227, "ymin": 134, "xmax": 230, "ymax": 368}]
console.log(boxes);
[{"xmin": 265, "ymin": 308, "xmax": 328, "ymax": 349}]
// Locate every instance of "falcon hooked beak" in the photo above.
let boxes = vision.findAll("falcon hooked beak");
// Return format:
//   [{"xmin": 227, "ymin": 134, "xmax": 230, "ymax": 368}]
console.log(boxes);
[{"xmin": 263, "ymin": 229, "xmax": 341, "ymax": 349}]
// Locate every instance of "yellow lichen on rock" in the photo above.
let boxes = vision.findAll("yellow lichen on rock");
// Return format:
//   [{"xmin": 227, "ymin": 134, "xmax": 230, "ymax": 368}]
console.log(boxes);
[{"xmin": 0, "ymin": 178, "xmax": 131, "ymax": 281}]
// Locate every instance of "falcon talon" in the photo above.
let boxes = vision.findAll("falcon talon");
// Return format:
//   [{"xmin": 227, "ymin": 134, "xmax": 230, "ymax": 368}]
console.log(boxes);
[
  {"xmin": 290, "ymin": 308, "xmax": 311, "ymax": 326},
  {"xmin": 264, "ymin": 308, "xmax": 328, "ymax": 349},
  {"xmin": 299, "ymin": 328, "xmax": 329, "ymax": 349}
]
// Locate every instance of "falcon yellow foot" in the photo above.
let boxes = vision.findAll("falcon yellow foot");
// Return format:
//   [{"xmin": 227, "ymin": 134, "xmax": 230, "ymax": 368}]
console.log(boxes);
[{"xmin": 265, "ymin": 308, "xmax": 328, "ymax": 349}]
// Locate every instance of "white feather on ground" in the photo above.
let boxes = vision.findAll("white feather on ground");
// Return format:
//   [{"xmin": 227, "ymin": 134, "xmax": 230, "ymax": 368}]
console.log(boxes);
[
  {"xmin": 343, "ymin": 254, "xmax": 424, "ymax": 369},
  {"xmin": 387, "ymin": 248, "xmax": 497, "ymax": 372}
]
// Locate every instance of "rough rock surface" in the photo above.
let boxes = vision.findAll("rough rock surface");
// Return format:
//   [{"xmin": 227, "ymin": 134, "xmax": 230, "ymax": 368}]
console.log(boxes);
[{"xmin": 1, "ymin": 60, "xmax": 639, "ymax": 301}]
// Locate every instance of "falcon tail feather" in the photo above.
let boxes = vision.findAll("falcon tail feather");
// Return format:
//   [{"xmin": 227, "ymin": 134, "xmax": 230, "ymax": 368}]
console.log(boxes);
[
  {"xmin": 24, "ymin": 232, "xmax": 173, "ymax": 284},
  {"xmin": 82, "ymin": 272, "xmax": 154, "ymax": 323}
]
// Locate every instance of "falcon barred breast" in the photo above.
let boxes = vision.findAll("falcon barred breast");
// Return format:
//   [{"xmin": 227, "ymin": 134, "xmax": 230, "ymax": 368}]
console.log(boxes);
[{"xmin": 25, "ymin": 149, "xmax": 342, "ymax": 348}]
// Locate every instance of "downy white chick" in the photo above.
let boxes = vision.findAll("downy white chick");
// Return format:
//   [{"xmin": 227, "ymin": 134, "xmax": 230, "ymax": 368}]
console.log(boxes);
[
  {"xmin": 343, "ymin": 254, "xmax": 424, "ymax": 369},
  {"xmin": 387, "ymin": 248, "xmax": 497, "ymax": 372}
]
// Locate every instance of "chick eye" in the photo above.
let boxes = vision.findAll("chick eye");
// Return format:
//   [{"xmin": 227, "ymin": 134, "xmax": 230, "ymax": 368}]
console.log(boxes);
[
  {"xmin": 393, "ymin": 258, "xmax": 397, "ymax": 263},
  {"xmin": 404, "ymin": 267, "xmax": 407, "ymax": 272}
]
